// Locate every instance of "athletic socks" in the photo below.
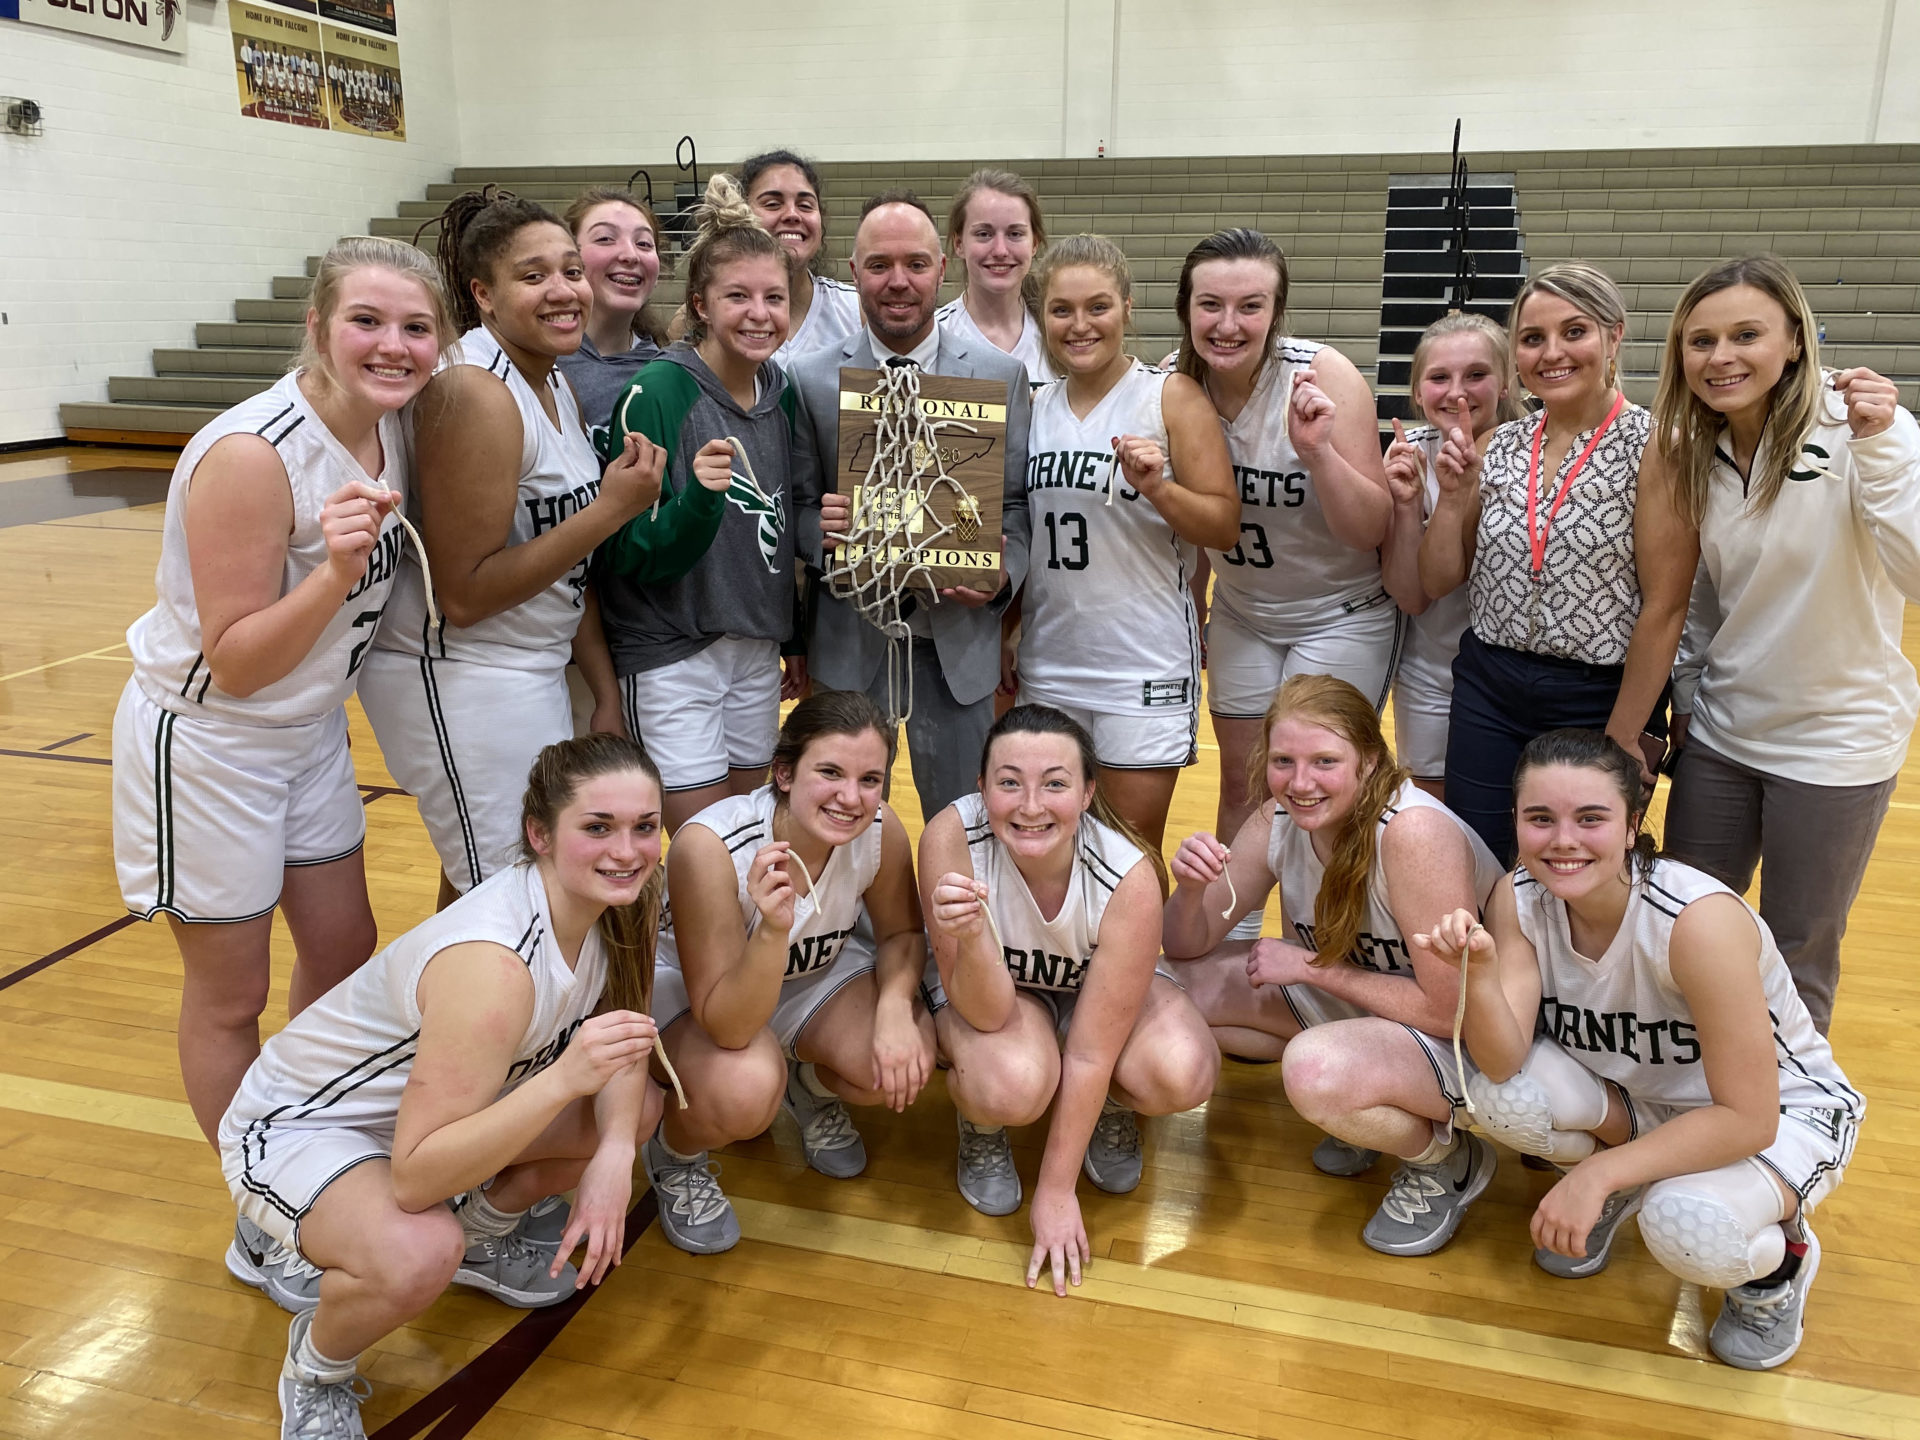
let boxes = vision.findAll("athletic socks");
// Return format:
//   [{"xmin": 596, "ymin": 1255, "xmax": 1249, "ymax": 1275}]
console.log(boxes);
[
  {"xmin": 1403, "ymin": 1131, "xmax": 1460, "ymax": 1168},
  {"xmin": 798, "ymin": 1062, "xmax": 837, "ymax": 1100},
  {"xmin": 1751, "ymin": 1234, "xmax": 1809, "ymax": 1290},
  {"xmin": 289, "ymin": 1317, "xmax": 359, "ymax": 1386},
  {"xmin": 460, "ymin": 1188, "xmax": 525, "ymax": 1244}
]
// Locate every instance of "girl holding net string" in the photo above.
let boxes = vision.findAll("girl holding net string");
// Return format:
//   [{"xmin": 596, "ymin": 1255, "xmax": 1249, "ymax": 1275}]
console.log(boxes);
[
  {"xmin": 1161, "ymin": 674, "xmax": 1504, "ymax": 1259},
  {"xmin": 600, "ymin": 173, "xmax": 815, "ymax": 833}
]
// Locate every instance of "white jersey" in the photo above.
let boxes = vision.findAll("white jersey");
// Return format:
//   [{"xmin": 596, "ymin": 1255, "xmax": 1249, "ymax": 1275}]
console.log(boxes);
[
  {"xmin": 937, "ymin": 296, "xmax": 1054, "ymax": 385},
  {"xmin": 954, "ymin": 792, "xmax": 1145, "ymax": 992},
  {"xmin": 225, "ymin": 863, "xmax": 606, "ymax": 1147},
  {"xmin": 1019, "ymin": 363, "xmax": 1199, "ymax": 717},
  {"xmin": 1211, "ymin": 339, "xmax": 1386, "ymax": 630},
  {"xmin": 126, "ymin": 370, "xmax": 406, "ymax": 727},
  {"xmin": 655, "ymin": 785, "xmax": 884, "ymax": 983},
  {"xmin": 1396, "ymin": 424, "xmax": 1473, "ymax": 694},
  {"xmin": 1514, "ymin": 858, "xmax": 1862, "ymax": 1117},
  {"xmin": 374, "ymin": 327, "xmax": 601, "ymax": 672},
  {"xmin": 1267, "ymin": 780, "xmax": 1504, "ymax": 982},
  {"xmin": 773, "ymin": 276, "xmax": 861, "ymax": 369}
]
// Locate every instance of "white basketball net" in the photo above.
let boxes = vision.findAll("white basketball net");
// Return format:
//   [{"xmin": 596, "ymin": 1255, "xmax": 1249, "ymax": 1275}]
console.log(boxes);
[{"xmin": 823, "ymin": 363, "xmax": 983, "ymax": 723}]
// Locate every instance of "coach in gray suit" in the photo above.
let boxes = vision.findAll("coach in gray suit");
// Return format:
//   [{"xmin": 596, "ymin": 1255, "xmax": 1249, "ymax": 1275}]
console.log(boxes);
[{"xmin": 790, "ymin": 190, "xmax": 1031, "ymax": 814}]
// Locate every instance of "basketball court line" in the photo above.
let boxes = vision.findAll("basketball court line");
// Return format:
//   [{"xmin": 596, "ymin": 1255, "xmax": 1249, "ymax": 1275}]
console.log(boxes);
[
  {"xmin": 0, "ymin": 1073, "xmax": 1912, "ymax": 1439},
  {"xmin": 0, "ymin": 644, "xmax": 132, "ymax": 685}
]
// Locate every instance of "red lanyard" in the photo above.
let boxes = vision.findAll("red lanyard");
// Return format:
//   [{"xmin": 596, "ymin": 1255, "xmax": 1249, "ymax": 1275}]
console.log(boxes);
[{"xmin": 1525, "ymin": 392, "xmax": 1626, "ymax": 574}]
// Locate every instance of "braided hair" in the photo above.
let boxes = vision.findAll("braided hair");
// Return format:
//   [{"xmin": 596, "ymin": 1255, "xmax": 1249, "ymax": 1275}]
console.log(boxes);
[{"xmin": 424, "ymin": 184, "xmax": 569, "ymax": 334}]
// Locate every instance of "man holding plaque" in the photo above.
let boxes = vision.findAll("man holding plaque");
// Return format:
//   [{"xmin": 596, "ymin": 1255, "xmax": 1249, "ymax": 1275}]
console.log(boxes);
[{"xmin": 790, "ymin": 192, "xmax": 1033, "ymax": 813}]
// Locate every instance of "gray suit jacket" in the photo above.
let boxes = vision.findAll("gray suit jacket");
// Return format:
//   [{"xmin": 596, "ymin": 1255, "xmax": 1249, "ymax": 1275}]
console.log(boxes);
[{"xmin": 790, "ymin": 329, "xmax": 1032, "ymax": 707}]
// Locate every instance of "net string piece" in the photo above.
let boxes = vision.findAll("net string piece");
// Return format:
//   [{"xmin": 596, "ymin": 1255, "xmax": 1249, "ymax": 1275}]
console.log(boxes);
[
  {"xmin": 822, "ymin": 364, "xmax": 983, "ymax": 722},
  {"xmin": 1450, "ymin": 922, "xmax": 1481, "ymax": 1118},
  {"xmin": 1218, "ymin": 852, "xmax": 1238, "ymax": 921},
  {"xmin": 656, "ymin": 1041, "xmax": 688, "ymax": 1110},
  {"xmin": 1798, "ymin": 370, "xmax": 1858, "ymax": 482},
  {"xmin": 382, "ymin": 491, "xmax": 441, "ymax": 630}
]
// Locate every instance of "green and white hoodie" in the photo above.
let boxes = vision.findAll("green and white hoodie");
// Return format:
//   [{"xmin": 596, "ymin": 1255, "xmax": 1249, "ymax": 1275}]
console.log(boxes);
[{"xmin": 596, "ymin": 342, "xmax": 809, "ymax": 677}]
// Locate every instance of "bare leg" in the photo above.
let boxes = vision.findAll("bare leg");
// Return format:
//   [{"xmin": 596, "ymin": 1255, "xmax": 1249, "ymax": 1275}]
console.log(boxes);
[
  {"xmin": 794, "ymin": 971, "xmax": 936, "ymax": 1107},
  {"xmin": 664, "ymin": 781, "xmax": 732, "ymax": 836},
  {"xmin": 726, "ymin": 764, "xmax": 768, "ymax": 797},
  {"xmin": 1280, "ymin": 1018, "xmax": 1452, "ymax": 1159},
  {"xmin": 171, "ymin": 913, "xmax": 274, "ymax": 1144},
  {"xmin": 435, "ymin": 872, "xmax": 461, "ymax": 912},
  {"xmin": 654, "ymin": 1015, "xmax": 785, "ymax": 1154},
  {"xmin": 1164, "ymin": 944, "xmax": 1304, "ymax": 1063},
  {"xmin": 277, "ymin": 850, "xmax": 379, "ymax": 1020},
  {"xmin": 1108, "ymin": 976, "xmax": 1220, "ymax": 1115},
  {"xmin": 1210, "ymin": 713, "xmax": 1268, "ymax": 843},
  {"xmin": 1095, "ymin": 764, "xmax": 1181, "ymax": 850},
  {"xmin": 487, "ymin": 1083, "xmax": 665, "ymax": 1214},
  {"xmin": 1409, "ymin": 776, "xmax": 1446, "ymax": 802},
  {"xmin": 936, "ymin": 993, "xmax": 1061, "ymax": 1127}
]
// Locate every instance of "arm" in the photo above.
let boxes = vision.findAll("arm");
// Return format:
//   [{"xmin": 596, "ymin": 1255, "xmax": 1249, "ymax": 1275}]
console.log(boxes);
[
  {"xmin": 571, "ymin": 586, "xmax": 624, "ymax": 736},
  {"xmin": 182, "ymin": 436, "xmax": 394, "ymax": 698},
  {"xmin": 920, "ymin": 806, "xmax": 1018, "ymax": 1033},
  {"xmin": 1606, "ymin": 441, "xmax": 1699, "ymax": 770},
  {"xmin": 1668, "ymin": 559, "xmax": 1717, "ymax": 747},
  {"xmin": 1031, "ymin": 862, "xmax": 1162, "ymax": 1296},
  {"xmin": 1120, "ymin": 373, "xmax": 1239, "ymax": 552},
  {"xmin": 1380, "ymin": 421, "xmax": 1433, "ymax": 615},
  {"xmin": 1163, "ymin": 806, "xmax": 1278, "ymax": 957},
  {"xmin": 598, "ymin": 368, "xmax": 728, "ymax": 582},
  {"xmin": 1289, "ymin": 350, "xmax": 1392, "ymax": 551},
  {"xmin": 1416, "ymin": 426, "xmax": 1484, "ymax": 599},
  {"xmin": 672, "ymin": 826, "xmax": 795, "ymax": 1050},
  {"xmin": 1837, "ymin": 373, "xmax": 1920, "ymax": 599},
  {"xmin": 411, "ymin": 368, "xmax": 664, "ymax": 629},
  {"xmin": 865, "ymin": 807, "xmax": 935, "ymax": 1111},
  {"xmin": 388, "ymin": 941, "xmax": 655, "ymax": 1211},
  {"xmin": 789, "ymin": 367, "xmax": 831, "ymax": 570},
  {"xmin": 563, "ymin": 1054, "xmax": 653, "ymax": 1287},
  {"xmin": 1424, "ymin": 877, "xmax": 1542, "ymax": 1083}
]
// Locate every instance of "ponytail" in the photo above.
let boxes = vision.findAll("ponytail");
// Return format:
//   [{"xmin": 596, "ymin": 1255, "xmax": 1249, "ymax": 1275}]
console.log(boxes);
[{"xmin": 424, "ymin": 184, "xmax": 567, "ymax": 334}]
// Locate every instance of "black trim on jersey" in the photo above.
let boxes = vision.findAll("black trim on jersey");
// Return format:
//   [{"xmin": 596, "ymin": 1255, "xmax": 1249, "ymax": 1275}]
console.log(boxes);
[
  {"xmin": 512, "ymin": 915, "xmax": 542, "ymax": 968},
  {"xmin": 1772, "ymin": 1012, "xmax": 1866, "ymax": 1115},
  {"xmin": 1641, "ymin": 888, "xmax": 1685, "ymax": 922},
  {"xmin": 266, "ymin": 414, "xmax": 306, "ymax": 449},
  {"xmin": 254, "ymin": 403, "xmax": 296, "ymax": 438},
  {"xmin": 1374, "ymin": 608, "xmax": 1408, "ymax": 711},
  {"xmin": 486, "ymin": 350, "xmax": 512, "ymax": 379},
  {"xmin": 1276, "ymin": 340, "xmax": 1322, "ymax": 366},
  {"xmin": 718, "ymin": 819, "xmax": 767, "ymax": 854},
  {"xmin": 179, "ymin": 653, "xmax": 203, "ymax": 700},
  {"xmin": 153, "ymin": 709, "xmax": 177, "ymax": 913},
  {"xmin": 283, "ymin": 839, "xmax": 367, "ymax": 870},
  {"xmin": 1079, "ymin": 841, "xmax": 1128, "ymax": 895},
  {"xmin": 418, "ymin": 656, "xmax": 482, "ymax": 888}
]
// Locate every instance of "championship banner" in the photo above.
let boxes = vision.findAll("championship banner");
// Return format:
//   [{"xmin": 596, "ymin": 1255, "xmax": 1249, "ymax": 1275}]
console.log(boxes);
[
  {"xmin": 229, "ymin": 1, "xmax": 328, "ymax": 129},
  {"xmin": 11, "ymin": 0, "xmax": 187, "ymax": 54},
  {"xmin": 832, "ymin": 368, "xmax": 1007, "ymax": 596},
  {"xmin": 321, "ymin": 22, "xmax": 403, "ymax": 140}
]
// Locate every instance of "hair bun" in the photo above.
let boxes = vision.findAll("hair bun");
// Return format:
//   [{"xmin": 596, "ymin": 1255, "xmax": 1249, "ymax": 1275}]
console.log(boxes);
[{"xmin": 693, "ymin": 172, "xmax": 761, "ymax": 241}]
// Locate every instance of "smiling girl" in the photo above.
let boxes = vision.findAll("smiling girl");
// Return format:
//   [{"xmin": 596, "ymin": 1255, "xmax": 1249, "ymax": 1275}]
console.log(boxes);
[
  {"xmin": 1436, "ymin": 729, "xmax": 1861, "ymax": 1370},
  {"xmin": 220, "ymin": 735, "xmax": 671, "ymax": 1438},
  {"xmin": 1015, "ymin": 234, "xmax": 1239, "ymax": 848},
  {"xmin": 1654, "ymin": 255, "xmax": 1920, "ymax": 1034},
  {"xmin": 558, "ymin": 186, "xmax": 669, "ymax": 457},
  {"xmin": 600, "ymin": 174, "xmax": 812, "ymax": 831},
  {"xmin": 936, "ymin": 168, "xmax": 1053, "ymax": 383},
  {"xmin": 358, "ymin": 189, "xmax": 667, "ymax": 907},
  {"xmin": 1164, "ymin": 675, "xmax": 1504, "ymax": 1256},
  {"xmin": 641, "ymin": 691, "xmax": 936, "ymax": 1255},
  {"xmin": 112, "ymin": 236, "xmax": 453, "ymax": 1313},
  {"xmin": 921, "ymin": 704, "xmax": 1217, "ymax": 1296},
  {"xmin": 741, "ymin": 148, "xmax": 862, "ymax": 368}
]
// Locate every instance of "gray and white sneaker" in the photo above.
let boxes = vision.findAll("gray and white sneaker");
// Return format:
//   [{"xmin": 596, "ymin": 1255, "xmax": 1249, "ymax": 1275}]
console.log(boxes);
[
  {"xmin": 1312, "ymin": 1135, "xmax": 1380, "ymax": 1177},
  {"xmin": 229, "ymin": 1215, "xmax": 322, "ymax": 1314},
  {"xmin": 1082, "ymin": 1102, "xmax": 1143, "ymax": 1194},
  {"xmin": 1361, "ymin": 1133, "xmax": 1496, "ymax": 1256},
  {"xmin": 279, "ymin": 1311, "xmax": 369, "ymax": 1439},
  {"xmin": 516, "ymin": 1194, "xmax": 572, "ymax": 1252},
  {"xmin": 643, "ymin": 1133, "xmax": 741, "ymax": 1254},
  {"xmin": 1710, "ymin": 1227, "xmax": 1822, "ymax": 1370},
  {"xmin": 781, "ymin": 1061, "xmax": 867, "ymax": 1178},
  {"xmin": 1534, "ymin": 1185, "xmax": 1645, "ymax": 1279},
  {"xmin": 453, "ymin": 1230, "xmax": 577, "ymax": 1308},
  {"xmin": 955, "ymin": 1115, "xmax": 1021, "ymax": 1216}
]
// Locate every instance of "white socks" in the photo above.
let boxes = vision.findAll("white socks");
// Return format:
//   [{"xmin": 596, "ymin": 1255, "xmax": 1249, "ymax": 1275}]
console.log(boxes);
[
  {"xmin": 288, "ymin": 1314, "xmax": 358, "ymax": 1386},
  {"xmin": 459, "ymin": 1187, "xmax": 523, "ymax": 1244}
]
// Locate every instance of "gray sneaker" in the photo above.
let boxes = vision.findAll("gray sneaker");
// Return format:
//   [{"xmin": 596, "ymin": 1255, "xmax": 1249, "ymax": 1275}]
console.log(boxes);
[
  {"xmin": 1534, "ymin": 1185, "xmax": 1645, "ymax": 1279},
  {"xmin": 1082, "ymin": 1103, "xmax": 1143, "ymax": 1194},
  {"xmin": 955, "ymin": 1115, "xmax": 1021, "ymax": 1216},
  {"xmin": 279, "ymin": 1311, "xmax": 369, "ymax": 1439},
  {"xmin": 453, "ymin": 1230, "xmax": 577, "ymax": 1307},
  {"xmin": 643, "ymin": 1134, "xmax": 741, "ymax": 1254},
  {"xmin": 1312, "ymin": 1135, "xmax": 1380, "ymax": 1177},
  {"xmin": 1361, "ymin": 1133, "xmax": 1496, "ymax": 1256},
  {"xmin": 517, "ymin": 1194, "xmax": 572, "ymax": 1251},
  {"xmin": 781, "ymin": 1061, "xmax": 868, "ymax": 1178},
  {"xmin": 229, "ymin": 1215, "xmax": 322, "ymax": 1314},
  {"xmin": 1710, "ymin": 1227, "xmax": 1822, "ymax": 1370}
]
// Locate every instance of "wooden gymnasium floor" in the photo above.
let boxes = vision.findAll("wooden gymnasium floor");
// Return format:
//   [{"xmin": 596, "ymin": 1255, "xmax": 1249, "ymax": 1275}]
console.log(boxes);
[{"xmin": 1, "ymin": 443, "xmax": 1917, "ymax": 1440}]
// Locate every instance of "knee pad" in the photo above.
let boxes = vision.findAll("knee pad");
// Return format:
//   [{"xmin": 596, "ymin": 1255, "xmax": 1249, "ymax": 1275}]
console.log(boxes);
[
  {"xmin": 1466, "ymin": 1040, "xmax": 1610, "ymax": 1164},
  {"xmin": 1639, "ymin": 1168, "xmax": 1788, "ymax": 1289}
]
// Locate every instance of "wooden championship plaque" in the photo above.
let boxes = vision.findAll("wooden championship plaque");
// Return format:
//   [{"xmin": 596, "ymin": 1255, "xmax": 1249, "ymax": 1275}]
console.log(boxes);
[{"xmin": 832, "ymin": 367, "xmax": 1008, "ymax": 597}]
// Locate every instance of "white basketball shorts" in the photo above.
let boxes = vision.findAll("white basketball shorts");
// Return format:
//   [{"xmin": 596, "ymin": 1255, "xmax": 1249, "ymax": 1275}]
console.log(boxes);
[
  {"xmin": 1205, "ymin": 592, "xmax": 1402, "ymax": 720},
  {"xmin": 653, "ymin": 923, "xmax": 877, "ymax": 1057},
  {"xmin": 620, "ymin": 635, "xmax": 782, "ymax": 792},
  {"xmin": 1017, "ymin": 694, "xmax": 1198, "ymax": 770}
]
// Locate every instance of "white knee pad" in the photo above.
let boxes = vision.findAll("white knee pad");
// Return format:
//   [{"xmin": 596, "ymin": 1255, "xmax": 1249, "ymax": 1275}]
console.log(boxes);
[
  {"xmin": 1638, "ymin": 1162, "xmax": 1789, "ymax": 1289},
  {"xmin": 1466, "ymin": 1038, "xmax": 1608, "ymax": 1164}
]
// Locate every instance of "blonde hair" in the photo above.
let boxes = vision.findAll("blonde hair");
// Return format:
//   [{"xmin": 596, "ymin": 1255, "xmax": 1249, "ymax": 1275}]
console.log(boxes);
[
  {"xmin": 1653, "ymin": 254, "xmax": 1823, "ymax": 526},
  {"xmin": 1508, "ymin": 261, "xmax": 1627, "ymax": 394},
  {"xmin": 295, "ymin": 234, "xmax": 454, "ymax": 385},
  {"xmin": 1030, "ymin": 233, "xmax": 1133, "ymax": 374},
  {"xmin": 1406, "ymin": 311, "xmax": 1526, "ymax": 429},
  {"xmin": 680, "ymin": 172, "xmax": 787, "ymax": 345},
  {"xmin": 1243, "ymin": 675, "xmax": 1407, "ymax": 970}
]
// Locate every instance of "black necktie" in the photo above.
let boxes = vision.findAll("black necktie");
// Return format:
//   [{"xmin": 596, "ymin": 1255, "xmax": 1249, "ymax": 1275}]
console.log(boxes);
[{"xmin": 887, "ymin": 356, "xmax": 918, "ymax": 369}]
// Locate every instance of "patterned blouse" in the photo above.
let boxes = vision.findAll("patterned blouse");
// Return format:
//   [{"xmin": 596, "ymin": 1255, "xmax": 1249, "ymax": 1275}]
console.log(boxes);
[{"xmin": 1468, "ymin": 402, "xmax": 1653, "ymax": 666}]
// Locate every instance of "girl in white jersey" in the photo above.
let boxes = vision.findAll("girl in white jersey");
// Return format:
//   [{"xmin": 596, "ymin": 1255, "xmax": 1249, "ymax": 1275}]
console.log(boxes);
[
  {"xmin": 937, "ymin": 168, "xmax": 1054, "ymax": 385},
  {"xmin": 221, "ymin": 735, "xmax": 670, "ymax": 1440},
  {"xmin": 359, "ymin": 189, "xmax": 667, "ymax": 907},
  {"xmin": 922, "ymin": 705, "xmax": 1218, "ymax": 1297},
  {"xmin": 1175, "ymin": 229, "xmax": 1397, "ymax": 879},
  {"xmin": 1015, "ymin": 234, "xmax": 1238, "ymax": 847},
  {"xmin": 641, "ymin": 691, "xmax": 936, "ymax": 1255},
  {"xmin": 1434, "ymin": 730, "xmax": 1861, "ymax": 1371},
  {"xmin": 1164, "ymin": 675, "xmax": 1505, "ymax": 1258},
  {"xmin": 741, "ymin": 149, "xmax": 862, "ymax": 369},
  {"xmin": 1380, "ymin": 312, "xmax": 1525, "ymax": 796},
  {"xmin": 111, "ymin": 236, "xmax": 452, "ymax": 1310},
  {"xmin": 1654, "ymin": 256, "xmax": 1920, "ymax": 1035}
]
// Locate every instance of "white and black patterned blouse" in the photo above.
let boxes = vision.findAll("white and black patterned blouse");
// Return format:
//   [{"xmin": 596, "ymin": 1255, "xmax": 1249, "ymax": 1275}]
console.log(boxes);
[{"xmin": 1468, "ymin": 402, "xmax": 1653, "ymax": 666}]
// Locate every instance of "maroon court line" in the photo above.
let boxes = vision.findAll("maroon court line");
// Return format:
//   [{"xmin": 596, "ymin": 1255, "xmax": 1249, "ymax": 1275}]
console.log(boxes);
[
  {"xmin": 370, "ymin": 1192, "xmax": 661, "ymax": 1440},
  {"xmin": 38, "ymin": 732, "xmax": 92, "ymax": 752},
  {"xmin": 0, "ymin": 745, "xmax": 109, "ymax": 767}
]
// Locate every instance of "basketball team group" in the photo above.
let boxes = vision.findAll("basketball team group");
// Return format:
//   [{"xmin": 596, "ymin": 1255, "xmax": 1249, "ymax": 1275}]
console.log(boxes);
[{"xmin": 106, "ymin": 150, "xmax": 1914, "ymax": 1437}]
